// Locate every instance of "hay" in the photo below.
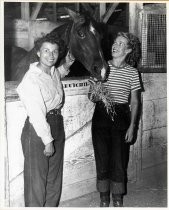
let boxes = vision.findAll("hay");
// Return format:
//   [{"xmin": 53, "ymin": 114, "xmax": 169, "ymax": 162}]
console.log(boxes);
[{"xmin": 89, "ymin": 81, "xmax": 116, "ymax": 120}]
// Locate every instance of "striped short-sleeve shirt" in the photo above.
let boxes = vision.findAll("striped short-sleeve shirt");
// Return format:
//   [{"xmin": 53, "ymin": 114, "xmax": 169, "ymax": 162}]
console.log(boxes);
[{"xmin": 103, "ymin": 61, "xmax": 141, "ymax": 104}]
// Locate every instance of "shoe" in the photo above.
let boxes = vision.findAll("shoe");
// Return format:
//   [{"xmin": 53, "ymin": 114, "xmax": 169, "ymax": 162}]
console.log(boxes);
[
  {"xmin": 100, "ymin": 201, "xmax": 110, "ymax": 207},
  {"xmin": 113, "ymin": 199, "xmax": 123, "ymax": 207},
  {"xmin": 100, "ymin": 192, "xmax": 110, "ymax": 207}
]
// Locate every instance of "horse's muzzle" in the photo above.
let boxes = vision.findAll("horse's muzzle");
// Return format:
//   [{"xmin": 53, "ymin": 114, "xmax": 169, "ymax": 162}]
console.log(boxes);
[
  {"xmin": 92, "ymin": 66, "xmax": 107, "ymax": 81},
  {"xmin": 90, "ymin": 60, "xmax": 108, "ymax": 81},
  {"xmin": 92, "ymin": 67, "xmax": 107, "ymax": 81}
]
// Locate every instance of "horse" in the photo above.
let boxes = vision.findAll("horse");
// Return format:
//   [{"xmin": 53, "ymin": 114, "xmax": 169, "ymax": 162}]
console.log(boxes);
[{"xmin": 5, "ymin": 8, "xmax": 108, "ymax": 82}]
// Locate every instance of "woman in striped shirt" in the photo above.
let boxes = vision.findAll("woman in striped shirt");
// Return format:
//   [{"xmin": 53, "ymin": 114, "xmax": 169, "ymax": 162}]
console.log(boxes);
[{"xmin": 91, "ymin": 32, "xmax": 142, "ymax": 207}]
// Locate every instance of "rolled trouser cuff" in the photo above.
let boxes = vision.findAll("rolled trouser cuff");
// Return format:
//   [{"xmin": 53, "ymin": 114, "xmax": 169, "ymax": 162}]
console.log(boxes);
[
  {"xmin": 110, "ymin": 181, "xmax": 125, "ymax": 194},
  {"xmin": 97, "ymin": 179, "xmax": 110, "ymax": 192}
]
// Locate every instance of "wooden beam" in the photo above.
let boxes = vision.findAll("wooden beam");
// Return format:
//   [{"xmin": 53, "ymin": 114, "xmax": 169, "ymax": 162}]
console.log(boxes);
[
  {"xmin": 30, "ymin": 3, "xmax": 43, "ymax": 20},
  {"xmin": 21, "ymin": 2, "xmax": 30, "ymax": 20},
  {"xmin": 102, "ymin": 3, "xmax": 119, "ymax": 23}
]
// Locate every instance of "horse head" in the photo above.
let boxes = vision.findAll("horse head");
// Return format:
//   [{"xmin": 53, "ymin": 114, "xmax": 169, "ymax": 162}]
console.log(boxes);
[
  {"xmin": 65, "ymin": 8, "xmax": 108, "ymax": 81},
  {"xmin": 8, "ymin": 8, "xmax": 107, "ymax": 82}
]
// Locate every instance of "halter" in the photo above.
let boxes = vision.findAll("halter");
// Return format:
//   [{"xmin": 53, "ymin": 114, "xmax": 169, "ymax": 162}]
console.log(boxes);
[{"xmin": 64, "ymin": 21, "xmax": 74, "ymax": 56}]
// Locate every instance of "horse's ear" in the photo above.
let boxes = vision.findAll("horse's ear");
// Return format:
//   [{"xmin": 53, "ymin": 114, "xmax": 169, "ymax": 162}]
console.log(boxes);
[{"xmin": 65, "ymin": 7, "xmax": 85, "ymax": 24}]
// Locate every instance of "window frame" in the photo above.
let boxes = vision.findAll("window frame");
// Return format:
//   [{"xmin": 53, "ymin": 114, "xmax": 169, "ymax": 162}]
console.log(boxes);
[{"xmin": 138, "ymin": 7, "xmax": 166, "ymax": 73}]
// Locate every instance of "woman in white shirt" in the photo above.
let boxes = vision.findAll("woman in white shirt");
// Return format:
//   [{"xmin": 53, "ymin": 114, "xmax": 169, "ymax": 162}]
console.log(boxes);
[{"xmin": 17, "ymin": 35, "xmax": 74, "ymax": 207}]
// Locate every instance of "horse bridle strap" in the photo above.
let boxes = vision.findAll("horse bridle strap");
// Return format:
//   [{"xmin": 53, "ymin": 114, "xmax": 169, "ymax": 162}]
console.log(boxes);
[{"xmin": 65, "ymin": 21, "xmax": 74, "ymax": 56}]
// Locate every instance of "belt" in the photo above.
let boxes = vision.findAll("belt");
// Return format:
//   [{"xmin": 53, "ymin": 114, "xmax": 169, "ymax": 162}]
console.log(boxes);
[{"xmin": 47, "ymin": 109, "xmax": 61, "ymax": 116}]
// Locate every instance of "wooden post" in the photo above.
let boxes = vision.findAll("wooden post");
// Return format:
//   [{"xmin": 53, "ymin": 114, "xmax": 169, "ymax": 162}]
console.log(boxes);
[
  {"xmin": 99, "ymin": 3, "xmax": 106, "ymax": 21},
  {"xmin": 21, "ymin": 2, "xmax": 30, "ymax": 20},
  {"xmin": 129, "ymin": 3, "xmax": 143, "ymax": 182},
  {"xmin": 129, "ymin": 3, "xmax": 143, "ymax": 36}
]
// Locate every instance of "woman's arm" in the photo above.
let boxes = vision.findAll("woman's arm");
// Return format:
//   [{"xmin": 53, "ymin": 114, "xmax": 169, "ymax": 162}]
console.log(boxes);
[
  {"xmin": 125, "ymin": 89, "xmax": 140, "ymax": 143},
  {"xmin": 58, "ymin": 51, "xmax": 75, "ymax": 78}
]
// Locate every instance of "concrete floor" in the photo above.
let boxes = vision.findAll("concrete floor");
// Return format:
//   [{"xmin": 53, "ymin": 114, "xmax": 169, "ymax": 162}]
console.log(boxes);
[{"xmin": 60, "ymin": 163, "xmax": 167, "ymax": 207}]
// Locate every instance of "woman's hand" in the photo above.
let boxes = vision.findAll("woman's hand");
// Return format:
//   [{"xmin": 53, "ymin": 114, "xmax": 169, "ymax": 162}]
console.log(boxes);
[
  {"xmin": 44, "ymin": 141, "xmax": 55, "ymax": 157},
  {"xmin": 65, "ymin": 50, "xmax": 75, "ymax": 64},
  {"xmin": 88, "ymin": 77, "xmax": 100, "ymax": 102},
  {"xmin": 62, "ymin": 51, "xmax": 75, "ymax": 71},
  {"xmin": 125, "ymin": 124, "xmax": 135, "ymax": 143}
]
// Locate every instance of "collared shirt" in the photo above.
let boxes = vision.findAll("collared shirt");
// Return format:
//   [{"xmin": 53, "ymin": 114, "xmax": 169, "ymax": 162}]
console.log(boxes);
[
  {"xmin": 17, "ymin": 62, "xmax": 69, "ymax": 145},
  {"xmin": 103, "ymin": 61, "xmax": 141, "ymax": 104}
]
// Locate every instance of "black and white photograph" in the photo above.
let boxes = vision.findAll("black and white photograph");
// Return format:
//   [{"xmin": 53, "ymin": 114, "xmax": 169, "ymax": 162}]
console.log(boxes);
[{"xmin": 1, "ymin": 1, "xmax": 167, "ymax": 208}]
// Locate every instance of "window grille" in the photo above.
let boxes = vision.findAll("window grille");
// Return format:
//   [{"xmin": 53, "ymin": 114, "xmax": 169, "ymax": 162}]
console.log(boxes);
[{"xmin": 140, "ymin": 11, "xmax": 166, "ymax": 72}]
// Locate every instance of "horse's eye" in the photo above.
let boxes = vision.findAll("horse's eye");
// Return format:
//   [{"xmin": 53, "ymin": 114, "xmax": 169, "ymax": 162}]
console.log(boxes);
[{"xmin": 77, "ymin": 30, "xmax": 85, "ymax": 38}]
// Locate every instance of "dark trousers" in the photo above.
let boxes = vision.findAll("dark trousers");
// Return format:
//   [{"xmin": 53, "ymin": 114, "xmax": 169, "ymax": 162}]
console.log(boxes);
[
  {"xmin": 21, "ymin": 114, "xmax": 65, "ymax": 207},
  {"xmin": 92, "ymin": 102, "xmax": 130, "ymax": 195}
]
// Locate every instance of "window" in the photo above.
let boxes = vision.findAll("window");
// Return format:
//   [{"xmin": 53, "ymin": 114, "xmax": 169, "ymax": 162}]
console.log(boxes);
[{"xmin": 140, "ymin": 8, "xmax": 166, "ymax": 72}]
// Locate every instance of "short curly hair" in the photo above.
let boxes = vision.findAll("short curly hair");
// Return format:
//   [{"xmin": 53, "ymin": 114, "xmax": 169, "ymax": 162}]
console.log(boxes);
[
  {"xmin": 34, "ymin": 34, "xmax": 66, "ymax": 59},
  {"xmin": 117, "ymin": 32, "xmax": 141, "ymax": 67}
]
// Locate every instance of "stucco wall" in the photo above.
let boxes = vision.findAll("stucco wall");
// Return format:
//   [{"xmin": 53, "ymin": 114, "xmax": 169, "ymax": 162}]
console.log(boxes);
[{"xmin": 141, "ymin": 73, "xmax": 167, "ymax": 170}]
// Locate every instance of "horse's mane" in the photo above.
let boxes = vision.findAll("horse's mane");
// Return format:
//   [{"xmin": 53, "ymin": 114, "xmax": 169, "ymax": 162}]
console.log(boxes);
[{"xmin": 47, "ymin": 20, "xmax": 73, "ymax": 48}]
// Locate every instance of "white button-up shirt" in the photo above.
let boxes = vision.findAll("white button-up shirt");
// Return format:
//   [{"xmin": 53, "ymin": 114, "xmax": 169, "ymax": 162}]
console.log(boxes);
[{"xmin": 17, "ymin": 62, "xmax": 69, "ymax": 145}]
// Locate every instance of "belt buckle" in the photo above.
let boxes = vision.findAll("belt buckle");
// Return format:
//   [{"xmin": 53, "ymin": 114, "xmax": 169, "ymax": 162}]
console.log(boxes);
[
  {"xmin": 54, "ymin": 109, "xmax": 58, "ymax": 115},
  {"xmin": 48, "ymin": 109, "xmax": 61, "ymax": 116},
  {"xmin": 49, "ymin": 110, "xmax": 55, "ymax": 115}
]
